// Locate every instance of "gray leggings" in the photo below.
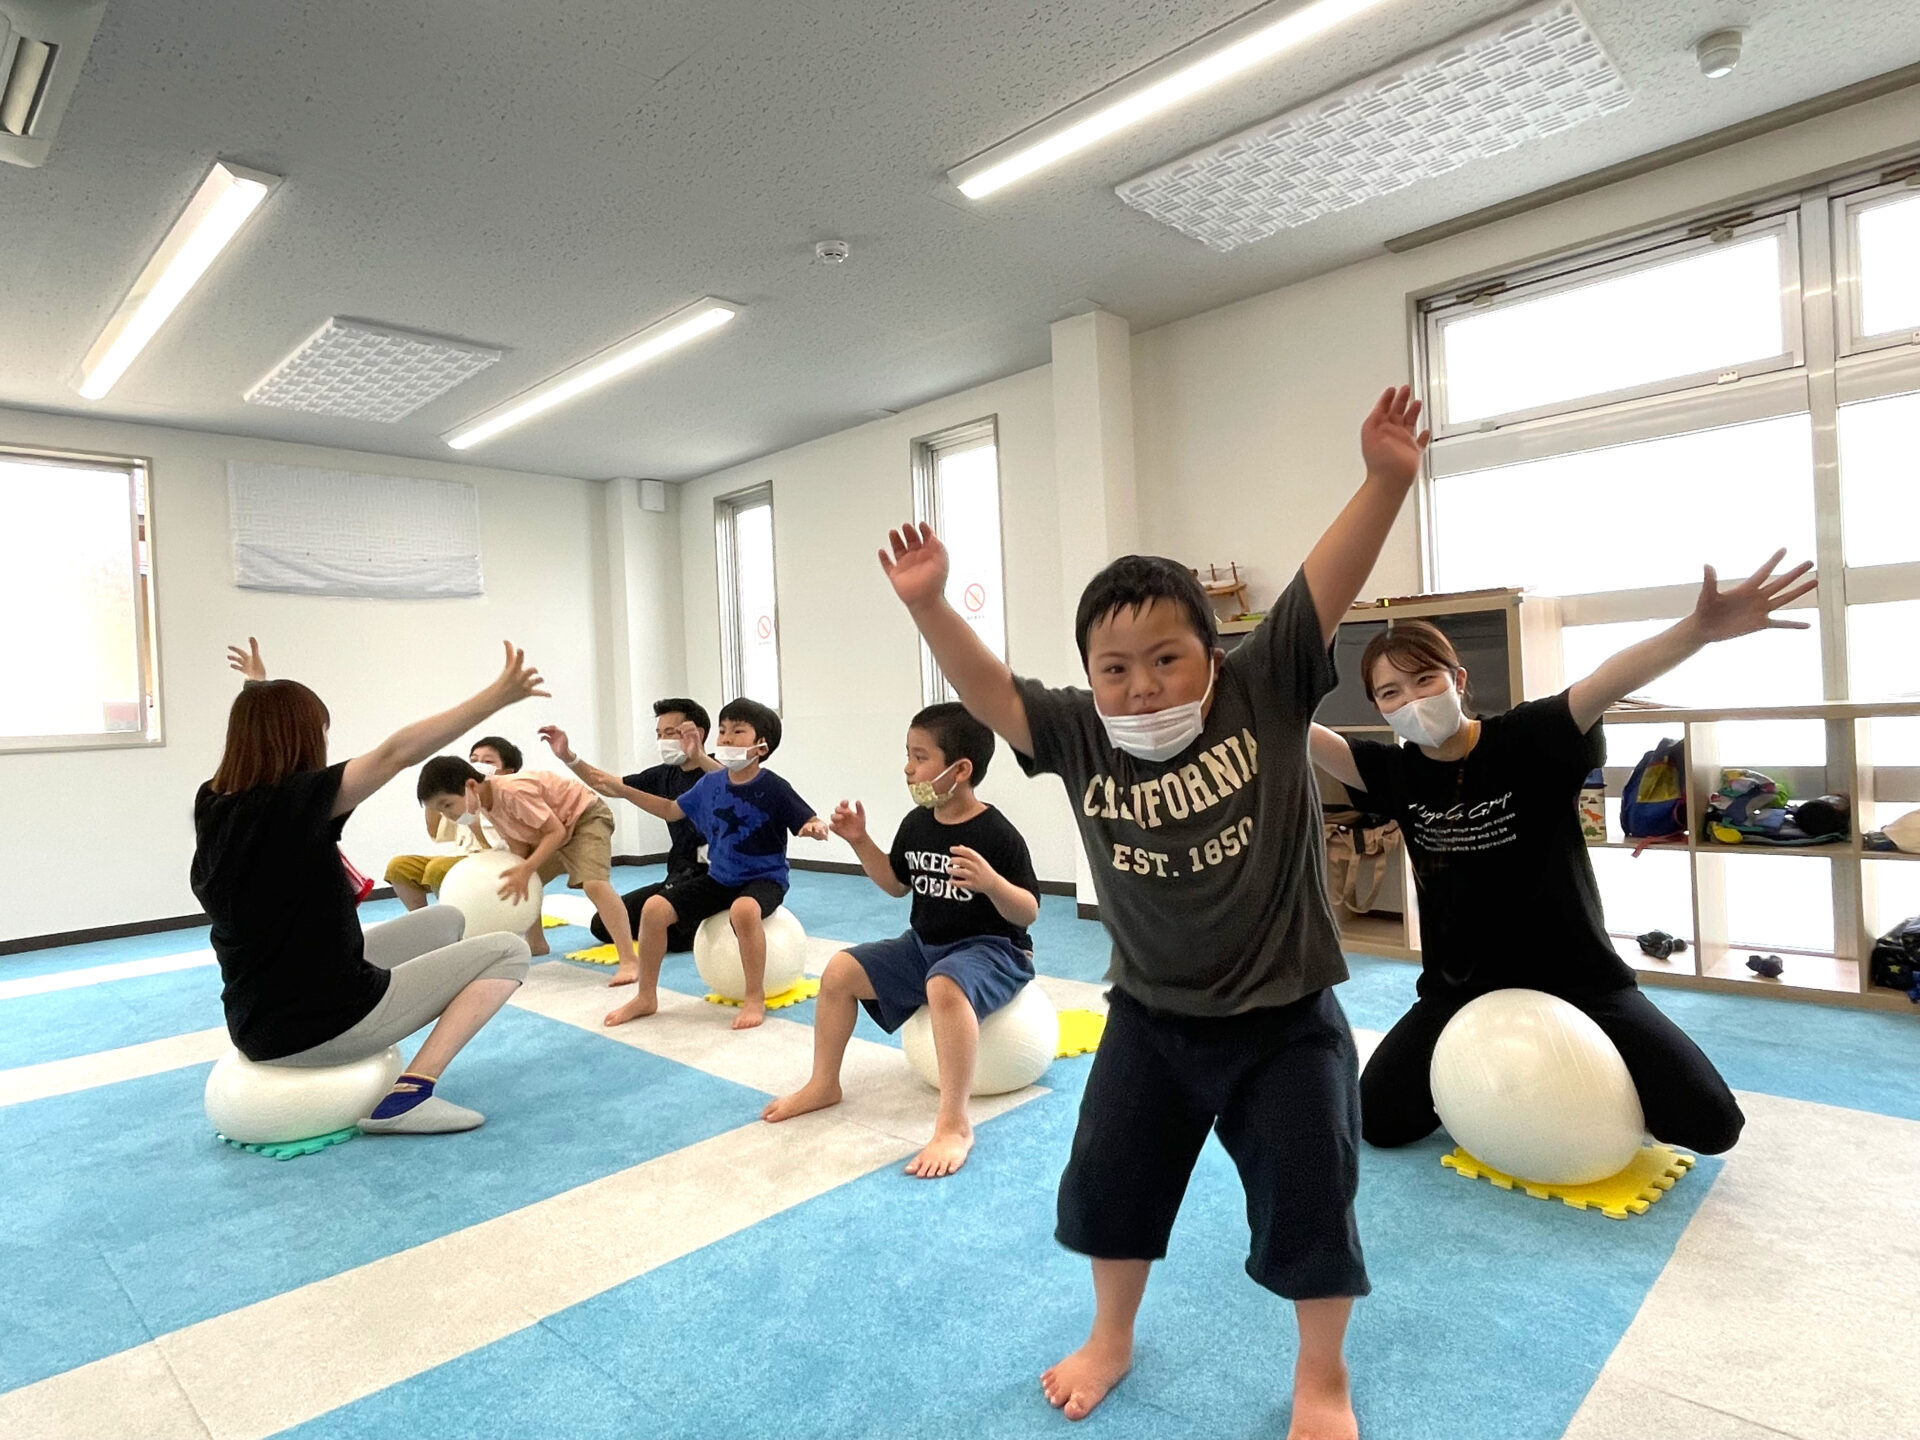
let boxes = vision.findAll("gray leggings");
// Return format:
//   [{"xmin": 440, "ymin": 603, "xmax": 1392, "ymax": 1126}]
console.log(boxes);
[{"xmin": 272, "ymin": 906, "xmax": 531, "ymax": 1068}]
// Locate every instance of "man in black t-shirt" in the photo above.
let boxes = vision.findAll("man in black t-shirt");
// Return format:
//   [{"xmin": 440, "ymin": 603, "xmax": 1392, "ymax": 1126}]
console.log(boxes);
[
  {"xmin": 762, "ymin": 704, "xmax": 1041, "ymax": 1181},
  {"xmin": 584, "ymin": 698, "xmax": 719, "ymax": 954}
]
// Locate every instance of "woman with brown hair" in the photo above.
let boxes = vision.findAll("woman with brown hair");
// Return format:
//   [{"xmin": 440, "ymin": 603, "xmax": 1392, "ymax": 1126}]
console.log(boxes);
[
  {"xmin": 1310, "ymin": 551, "xmax": 1815, "ymax": 1157},
  {"xmin": 191, "ymin": 638, "xmax": 547, "ymax": 1135}
]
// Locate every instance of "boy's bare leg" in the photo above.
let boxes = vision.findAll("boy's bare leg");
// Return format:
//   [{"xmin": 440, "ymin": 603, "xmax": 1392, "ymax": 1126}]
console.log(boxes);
[
  {"xmin": 729, "ymin": 899, "xmax": 768, "ymax": 1030},
  {"xmin": 521, "ymin": 919, "xmax": 551, "ymax": 957},
  {"xmin": 905, "ymin": 973, "xmax": 978, "ymax": 1178},
  {"xmin": 1288, "ymin": 1297, "xmax": 1357, "ymax": 1440},
  {"xmin": 604, "ymin": 895, "xmax": 673, "ymax": 1023},
  {"xmin": 582, "ymin": 879, "xmax": 637, "ymax": 974},
  {"xmin": 762, "ymin": 951, "xmax": 873, "ymax": 1121},
  {"xmin": 1042, "ymin": 1258, "xmax": 1146, "ymax": 1421},
  {"xmin": 390, "ymin": 878, "xmax": 430, "ymax": 912}
]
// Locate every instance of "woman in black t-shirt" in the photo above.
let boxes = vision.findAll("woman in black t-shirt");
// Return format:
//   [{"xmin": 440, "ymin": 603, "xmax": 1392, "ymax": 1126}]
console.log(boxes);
[
  {"xmin": 1311, "ymin": 551, "xmax": 1815, "ymax": 1157},
  {"xmin": 192, "ymin": 637, "xmax": 547, "ymax": 1135}
]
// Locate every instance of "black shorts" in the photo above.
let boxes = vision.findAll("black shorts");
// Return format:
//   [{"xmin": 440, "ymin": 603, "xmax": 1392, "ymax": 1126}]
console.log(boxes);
[
  {"xmin": 1056, "ymin": 986, "xmax": 1369, "ymax": 1301},
  {"xmin": 656, "ymin": 872, "xmax": 786, "ymax": 929},
  {"xmin": 591, "ymin": 866, "xmax": 707, "ymax": 951}
]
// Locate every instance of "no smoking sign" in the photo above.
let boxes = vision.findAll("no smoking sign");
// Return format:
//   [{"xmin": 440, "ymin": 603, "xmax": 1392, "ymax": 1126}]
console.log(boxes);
[{"xmin": 963, "ymin": 583, "xmax": 987, "ymax": 614}]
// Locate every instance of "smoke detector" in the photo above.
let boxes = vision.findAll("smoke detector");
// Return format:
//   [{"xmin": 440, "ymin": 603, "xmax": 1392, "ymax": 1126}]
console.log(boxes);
[
  {"xmin": 0, "ymin": 0, "xmax": 108, "ymax": 167},
  {"xmin": 814, "ymin": 240, "xmax": 850, "ymax": 264},
  {"xmin": 1695, "ymin": 28, "xmax": 1743, "ymax": 79}
]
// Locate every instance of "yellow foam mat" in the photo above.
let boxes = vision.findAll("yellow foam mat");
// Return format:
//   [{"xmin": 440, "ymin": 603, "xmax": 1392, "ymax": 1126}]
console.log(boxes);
[
  {"xmin": 565, "ymin": 943, "xmax": 619, "ymax": 965},
  {"xmin": 1055, "ymin": 1008, "xmax": 1106, "ymax": 1058},
  {"xmin": 540, "ymin": 914, "xmax": 567, "ymax": 928},
  {"xmin": 1441, "ymin": 1143, "xmax": 1696, "ymax": 1220},
  {"xmin": 704, "ymin": 977, "xmax": 822, "ymax": 1010}
]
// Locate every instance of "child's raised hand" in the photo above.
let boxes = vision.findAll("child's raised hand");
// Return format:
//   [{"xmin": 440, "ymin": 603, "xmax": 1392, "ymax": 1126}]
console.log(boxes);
[
  {"xmin": 226, "ymin": 637, "xmax": 266, "ymax": 682},
  {"xmin": 799, "ymin": 816, "xmax": 831, "ymax": 842},
  {"xmin": 878, "ymin": 523, "xmax": 950, "ymax": 612},
  {"xmin": 493, "ymin": 641, "xmax": 551, "ymax": 704},
  {"xmin": 829, "ymin": 800, "xmax": 868, "ymax": 843},
  {"xmin": 537, "ymin": 725, "xmax": 575, "ymax": 763},
  {"xmin": 1359, "ymin": 385, "xmax": 1431, "ymax": 489},
  {"xmin": 947, "ymin": 844, "xmax": 999, "ymax": 893}
]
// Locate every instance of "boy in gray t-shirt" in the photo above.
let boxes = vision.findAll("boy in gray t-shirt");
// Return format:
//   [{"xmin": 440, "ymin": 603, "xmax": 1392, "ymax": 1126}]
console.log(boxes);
[{"xmin": 878, "ymin": 386, "xmax": 1429, "ymax": 1436}]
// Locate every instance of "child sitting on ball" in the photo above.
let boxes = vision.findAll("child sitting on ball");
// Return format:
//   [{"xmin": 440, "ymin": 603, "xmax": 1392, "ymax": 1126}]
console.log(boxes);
[
  {"xmin": 416, "ymin": 756, "xmax": 638, "ymax": 974},
  {"xmin": 762, "ymin": 703, "xmax": 1041, "ymax": 1179},
  {"xmin": 543, "ymin": 697, "xmax": 827, "ymax": 1031},
  {"xmin": 385, "ymin": 736, "xmax": 519, "ymax": 910}
]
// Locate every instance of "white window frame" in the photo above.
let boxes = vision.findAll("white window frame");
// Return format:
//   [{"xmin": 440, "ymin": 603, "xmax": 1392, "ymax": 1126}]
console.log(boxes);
[
  {"xmin": 1832, "ymin": 161, "xmax": 1920, "ymax": 362},
  {"xmin": 911, "ymin": 416, "xmax": 1007, "ymax": 707},
  {"xmin": 0, "ymin": 445, "xmax": 162, "ymax": 754},
  {"xmin": 714, "ymin": 482, "xmax": 780, "ymax": 708}
]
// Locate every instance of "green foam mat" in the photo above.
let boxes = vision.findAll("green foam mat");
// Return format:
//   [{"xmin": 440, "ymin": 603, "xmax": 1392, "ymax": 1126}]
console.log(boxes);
[{"xmin": 216, "ymin": 1125, "xmax": 359, "ymax": 1161}]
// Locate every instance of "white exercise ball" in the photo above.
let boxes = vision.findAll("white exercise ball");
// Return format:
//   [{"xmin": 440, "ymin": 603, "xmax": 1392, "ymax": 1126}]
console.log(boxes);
[
  {"xmin": 902, "ymin": 979, "xmax": 1058, "ymax": 1096},
  {"xmin": 1429, "ymin": 988, "xmax": 1645, "ymax": 1185},
  {"xmin": 693, "ymin": 905, "xmax": 808, "ymax": 999},
  {"xmin": 204, "ymin": 1046, "xmax": 404, "ymax": 1145},
  {"xmin": 437, "ymin": 850, "xmax": 543, "ymax": 940}
]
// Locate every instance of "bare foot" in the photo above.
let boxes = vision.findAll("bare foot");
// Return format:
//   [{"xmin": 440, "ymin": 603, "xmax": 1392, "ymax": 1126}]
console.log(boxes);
[
  {"xmin": 603, "ymin": 989, "xmax": 658, "ymax": 1026},
  {"xmin": 528, "ymin": 935, "xmax": 551, "ymax": 957},
  {"xmin": 904, "ymin": 1123, "xmax": 973, "ymax": 1178},
  {"xmin": 1041, "ymin": 1335, "xmax": 1131, "ymax": 1421},
  {"xmin": 761, "ymin": 1079, "xmax": 842, "ymax": 1122},
  {"xmin": 608, "ymin": 964, "xmax": 637, "ymax": 987},
  {"xmin": 731, "ymin": 1001, "xmax": 766, "ymax": 1031},
  {"xmin": 1287, "ymin": 1364, "xmax": 1357, "ymax": 1440}
]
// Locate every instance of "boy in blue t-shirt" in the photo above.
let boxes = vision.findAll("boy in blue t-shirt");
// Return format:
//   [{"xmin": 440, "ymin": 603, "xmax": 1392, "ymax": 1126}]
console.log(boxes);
[
  {"xmin": 586, "ymin": 698, "xmax": 826, "ymax": 1030},
  {"xmin": 762, "ymin": 703, "xmax": 1041, "ymax": 1179}
]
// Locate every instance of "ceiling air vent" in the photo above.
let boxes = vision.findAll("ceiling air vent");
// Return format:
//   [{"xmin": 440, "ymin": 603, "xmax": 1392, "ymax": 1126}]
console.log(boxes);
[{"xmin": 0, "ymin": 0, "xmax": 107, "ymax": 168}]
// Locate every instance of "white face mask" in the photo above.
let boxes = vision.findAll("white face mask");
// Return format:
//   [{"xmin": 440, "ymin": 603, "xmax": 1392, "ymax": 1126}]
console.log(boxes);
[
  {"xmin": 907, "ymin": 760, "xmax": 962, "ymax": 809},
  {"xmin": 453, "ymin": 809, "xmax": 482, "ymax": 827},
  {"xmin": 714, "ymin": 743, "xmax": 762, "ymax": 773},
  {"xmin": 659, "ymin": 738, "xmax": 690, "ymax": 765},
  {"xmin": 1386, "ymin": 686, "xmax": 1466, "ymax": 748},
  {"xmin": 469, "ymin": 760, "xmax": 497, "ymax": 778},
  {"xmin": 1099, "ymin": 663, "xmax": 1216, "ymax": 764}
]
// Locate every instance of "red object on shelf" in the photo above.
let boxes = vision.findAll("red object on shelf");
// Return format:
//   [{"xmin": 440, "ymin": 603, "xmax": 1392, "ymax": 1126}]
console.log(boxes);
[{"xmin": 340, "ymin": 848, "xmax": 375, "ymax": 905}]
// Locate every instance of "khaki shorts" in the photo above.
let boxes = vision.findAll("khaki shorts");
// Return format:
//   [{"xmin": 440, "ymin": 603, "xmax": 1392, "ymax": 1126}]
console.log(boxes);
[
  {"xmin": 536, "ymin": 798, "xmax": 614, "ymax": 888},
  {"xmin": 384, "ymin": 853, "xmax": 465, "ymax": 892}
]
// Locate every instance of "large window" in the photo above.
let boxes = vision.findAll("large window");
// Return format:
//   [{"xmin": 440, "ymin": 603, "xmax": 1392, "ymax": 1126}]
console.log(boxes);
[
  {"xmin": 0, "ymin": 448, "xmax": 159, "ymax": 752},
  {"xmin": 715, "ymin": 484, "xmax": 780, "ymax": 709},
  {"xmin": 912, "ymin": 418, "xmax": 1007, "ymax": 705}
]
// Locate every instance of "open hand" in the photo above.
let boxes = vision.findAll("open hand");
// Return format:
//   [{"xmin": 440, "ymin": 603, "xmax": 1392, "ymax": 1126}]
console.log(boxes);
[
  {"xmin": 676, "ymin": 721, "xmax": 704, "ymax": 758},
  {"xmin": 537, "ymin": 725, "xmax": 575, "ymax": 764},
  {"xmin": 799, "ymin": 817, "xmax": 830, "ymax": 842},
  {"xmin": 947, "ymin": 844, "xmax": 999, "ymax": 894},
  {"xmin": 226, "ymin": 637, "xmax": 266, "ymax": 682},
  {"xmin": 879, "ymin": 523, "xmax": 950, "ymax": 612},
  {"xmin": 496, "ymin": 862, "xmax": 538, "ymax": 904},
  {"xmin": 1359, "ymin": 385, "xmax": 1431, "ymax": 489},
  {"xmin": 1693, "ymin": 549, "xmax": 1817, "ymax": 642},
  {"xmin": 829, "ymin": 800, "xmax": 868, "ymax": 844},
  {"xmin": 493, "ymin": 642, "xmax": 550, "ymax": 704}
]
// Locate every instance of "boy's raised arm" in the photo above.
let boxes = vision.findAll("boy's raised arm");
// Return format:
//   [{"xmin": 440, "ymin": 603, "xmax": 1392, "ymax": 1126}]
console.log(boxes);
[
  {"xmin": 539, "ymin": 725, "xmax": 686, "ymax": 822},
  {"xmin": 1300, "ymin": 387, "xmax": 1431, "ymax": 645},
  {"xmin": 881, "ymin": 523, "xmax": 1035, "ymax": 756}
]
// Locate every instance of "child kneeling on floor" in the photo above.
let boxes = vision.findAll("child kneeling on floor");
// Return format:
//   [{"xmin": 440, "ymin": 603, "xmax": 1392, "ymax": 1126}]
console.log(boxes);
[
  {"xmin": 416, "ymin": 756, "xmax": 639, "ymax": 975},
  {"xmin": 762, "ymin": 703, "xmax": 1042, "ymax": 1179}
]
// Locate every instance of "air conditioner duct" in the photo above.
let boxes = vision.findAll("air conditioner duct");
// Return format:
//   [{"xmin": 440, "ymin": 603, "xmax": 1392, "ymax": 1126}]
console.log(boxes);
[{"xmin": 0, "ymin": 0, "xmax": 107, "ymax": 167}]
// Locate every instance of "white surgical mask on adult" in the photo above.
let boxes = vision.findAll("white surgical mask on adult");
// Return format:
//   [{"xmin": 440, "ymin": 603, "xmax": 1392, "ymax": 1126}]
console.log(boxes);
[
  {"xmin": 907, "ymin": 760, "xmax": 962, "ymax": 809},
  {"xmin": 1386, "ymin": 687, "xmax": 1465, "ymax": 748},
  {"xmin": 714, "ymin": 744, "xmax": 761, "ymax": 773},
  {"xmin": 1099, "ymin": 664, "xmax": 1216, "ymax": 764},
  {"xmin": 659, "ymin": 739, "xmax": 690, "ymax": 765}
]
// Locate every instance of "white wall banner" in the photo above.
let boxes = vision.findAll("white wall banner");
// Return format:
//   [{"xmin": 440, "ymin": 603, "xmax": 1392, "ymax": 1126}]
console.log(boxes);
[{"xmin": 228, "ymin": 461, "xmax": 484, "ymax": 598}]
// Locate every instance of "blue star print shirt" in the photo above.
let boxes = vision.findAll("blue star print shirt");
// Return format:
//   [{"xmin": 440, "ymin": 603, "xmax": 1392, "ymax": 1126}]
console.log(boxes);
[{"xmin": 676, "ymin": 767, "xmax": 817, "ymax": 888}]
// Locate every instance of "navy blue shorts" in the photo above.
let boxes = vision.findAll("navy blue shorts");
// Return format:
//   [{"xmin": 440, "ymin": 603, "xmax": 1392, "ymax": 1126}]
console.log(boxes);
[{"xmin": 844, "ymin": 931, "xmax": 1036, "ymax": 1033}]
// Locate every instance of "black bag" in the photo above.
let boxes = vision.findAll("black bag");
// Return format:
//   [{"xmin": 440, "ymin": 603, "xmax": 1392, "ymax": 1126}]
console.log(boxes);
[{"xmin": 1869, "ymin": 915, "xmax": 1920, "ymax": 1001}]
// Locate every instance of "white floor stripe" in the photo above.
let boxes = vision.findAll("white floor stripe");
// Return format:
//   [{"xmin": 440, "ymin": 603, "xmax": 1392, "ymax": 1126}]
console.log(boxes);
[
  {"xmin": 0, "ymin": 949, "xmax": 214, "ymax": 1001},
  {"xmin": 0, "ymin": 1117, "xmax": 916, "ymax": 1440},
  {"xmin": 0, "ymin": 1027, "xmax": 230, "ymax": 1108}
]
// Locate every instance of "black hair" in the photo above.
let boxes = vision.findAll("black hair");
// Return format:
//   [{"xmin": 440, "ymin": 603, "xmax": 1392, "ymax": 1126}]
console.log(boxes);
[
  {"xmin": 417, "ymin": 754, "xmax": 484, "ymax": 801},
  {"xmin": 469, "ymin": 735, "xmax": 522, "ymax": 772},
  {"xmin": 653, "ymin": 697, "xmax": 711, "ymax": 737},
  {"xmin": 1073, "ymin": 555, "xmax": 1218, "ymax": 667},
  {"xmin": 910, "ymin": 702, "xmax": 995, "ymax": 785},
  {"xmin": 717, "ymin": 697, "xmax": 782, "ymax": 756}
]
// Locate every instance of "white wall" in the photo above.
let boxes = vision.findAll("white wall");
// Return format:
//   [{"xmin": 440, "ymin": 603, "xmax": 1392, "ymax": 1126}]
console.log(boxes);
[
  {"xmin": 676, "ymin": 368, "xmax": 1083, "ymax": 884},
  {"xmin": 0, "ymin": 408, "xmax": 630, "ymax": 942}
]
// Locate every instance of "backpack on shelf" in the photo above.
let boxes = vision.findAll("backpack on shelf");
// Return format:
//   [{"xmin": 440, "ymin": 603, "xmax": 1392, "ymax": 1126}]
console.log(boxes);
[
  {"xmin": 1620, "ymin": 738, "xmax": 1687, "ymax": 842},
  {"xmin": 1869, "ymin": 915, "xmax": 1920, "ymax": 1003},
  {"xmin": 1323, "ymin": 806, "xmax": 1403, "ymax": 915}
]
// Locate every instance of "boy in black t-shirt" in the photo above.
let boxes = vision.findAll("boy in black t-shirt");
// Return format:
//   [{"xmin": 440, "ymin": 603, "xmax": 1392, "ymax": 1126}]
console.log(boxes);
[{"xmin": 762, "ymin": 703, "xmax": 1041, "ymax": 1180}]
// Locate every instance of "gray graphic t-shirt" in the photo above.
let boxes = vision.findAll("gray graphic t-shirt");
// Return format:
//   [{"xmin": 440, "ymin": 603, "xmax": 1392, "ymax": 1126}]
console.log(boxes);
[{"xmin": 1016, "ymin": 568, "xmax": 1347, "ymax": 1017}]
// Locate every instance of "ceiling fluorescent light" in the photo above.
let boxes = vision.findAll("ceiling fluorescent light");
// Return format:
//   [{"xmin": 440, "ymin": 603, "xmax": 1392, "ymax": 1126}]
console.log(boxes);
[
  {"xmin": 443, "ymin": 298, "xmax": 738, "ymax": 451},
  {"xmin": 77, "ymin": 160, "xmax": 277, "ymax": 399},
  {"xmin": 947, "ymin": 0, "xmax": 1393, "ymax": 199}
]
